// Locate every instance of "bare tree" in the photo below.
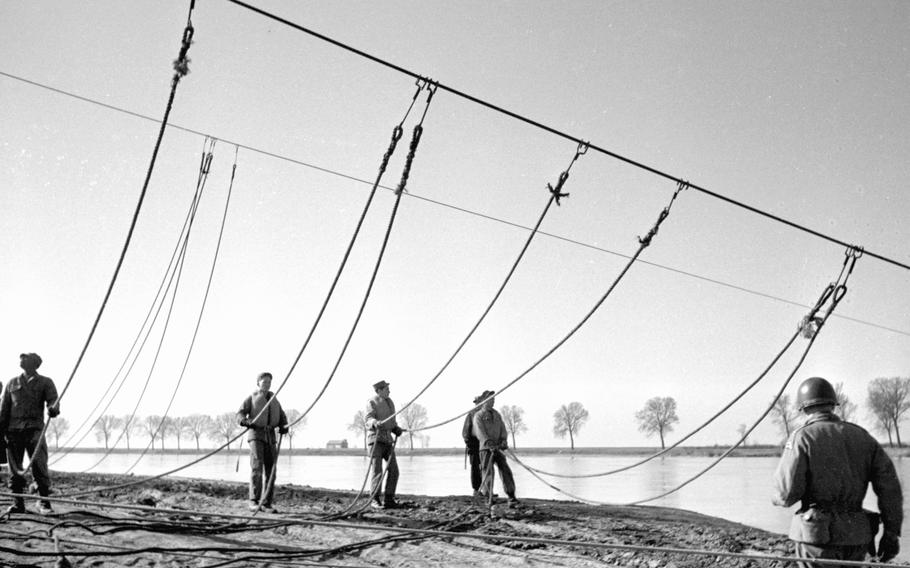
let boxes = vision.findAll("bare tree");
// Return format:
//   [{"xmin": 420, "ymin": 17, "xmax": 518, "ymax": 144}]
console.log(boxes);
[
  {"xmin": 185, "ymin": 414, "xmax": 212, "ymax": 451},
  {"xmin": 169, "ymin": 416, "xmax": 189, "ymax": 450},
  {"xmin": 553, "ymin": 402, "xmax": 589, "ymax": 450},
  {"xmin": 771, "ymin": 394, "xmax": 799, "ymax": 443},
  {"xmin": 93, "ymin": 415, "xmax": 120, "ymax": 450},
  {"xmin": 140, "ymin": 415, "xmax": 163, "ymax": 450},
  {"xmin": 48, "ymin": 416, "xmax": 70, "ymax": 450},
  {"xmin": 208, "ymin": 412, "xmax": 239, "ymax": 450},
  {"xmin": 500, "ymin": 405, "xmax": 528, "ymax": 449},
  {"xmin": 120, "ymin": 414, "xmax": 139, "ymax": 450},
  {"xmin": 867, "ymin": 377, "xmax": 910, "ymax": 447},
  {"xmin": 347, "ymin": 410, "xmax": 368, "ymax": 449},
  {"xmin": 285, "ymin": 409, "xmax": 307, "ymax": 450},
  {"xmin": 834, "ymin": 382, "xmax": 858, "ymax": 423},
  {"xmin": 635, "ymin": 397, "xmax": 679, "ymax": 449},
  {"xmin": 736, "ymin": 423, "xmax": 749, "ymax": 446},
  {"xmin": 398, "ymin": 404, "xmax": 429, "ymax": 449}
]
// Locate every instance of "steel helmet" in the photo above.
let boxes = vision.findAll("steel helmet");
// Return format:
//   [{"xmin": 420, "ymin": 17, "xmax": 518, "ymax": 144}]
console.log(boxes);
[{"xmin": 796, "ymin": 377, "xmax": 838, "ymax": 410}]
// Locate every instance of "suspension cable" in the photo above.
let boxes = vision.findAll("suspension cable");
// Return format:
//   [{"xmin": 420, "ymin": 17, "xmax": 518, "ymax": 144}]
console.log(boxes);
[
  {"xmin": 123, "ymin": 143, "xmax": 238, "ymax": 474},
  {"xmin": 286, "ymin": 82, "xmax": 437, "ymax": 428},
  {"xmin": 49, "ymin": 140, "xmax": 216, "ymax": 463},
  {"xmin": 411, "ymin": 180, "xmax": 688, "ymax": 434},
  {"xmin": 382, "ymin": 141, "xmax": 589, "ymax": 427},
  {"xmin": 56, "ymin": 1, "xmax": 197, "ymax": 407},
  {"xmin": 629, "ymin": 248, "xmax": 860, "ymax": 505}
]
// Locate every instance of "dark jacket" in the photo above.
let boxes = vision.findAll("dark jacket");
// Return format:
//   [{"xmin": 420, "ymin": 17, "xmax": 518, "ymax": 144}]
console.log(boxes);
[
  {"xmin": 773, "ymin": 412, "xmax": 903, "ymax": 545},
  {"xmin": 365, "ymin": 395, "xmax": 402, "ymax": 445},
  {"xmin": 473, "ymin": 407, "xmax": 508, "ymax": 451},
  {"xmin": 0, "ymin": 373, "xmax": 59, "ymax": 431},
  {"xmin": 237, "ymin": 390, "xmax": 287, "ymax": 442}
]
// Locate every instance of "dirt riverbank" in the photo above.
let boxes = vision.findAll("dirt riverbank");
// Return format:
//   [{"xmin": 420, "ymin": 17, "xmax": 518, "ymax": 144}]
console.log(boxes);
[{"xmin": 0, "ymin": 471, "xmax": 808, "ymax": 567}]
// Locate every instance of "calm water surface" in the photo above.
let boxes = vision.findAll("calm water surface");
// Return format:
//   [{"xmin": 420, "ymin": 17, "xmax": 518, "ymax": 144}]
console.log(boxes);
[{"xmin": 52, "ymin": 452, "xmax": 910, "ymax": 557}]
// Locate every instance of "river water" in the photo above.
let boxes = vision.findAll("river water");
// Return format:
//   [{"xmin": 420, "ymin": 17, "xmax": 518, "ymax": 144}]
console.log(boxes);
[{"xmin": 51, "ymin": 452, "xmax": 910, "ymax": 557}]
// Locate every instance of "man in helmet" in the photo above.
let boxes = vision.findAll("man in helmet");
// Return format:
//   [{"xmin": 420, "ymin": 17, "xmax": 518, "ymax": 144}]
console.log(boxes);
[{"xmin": 773, "ymin": 376, "xmax": 903, "ymax": 566}]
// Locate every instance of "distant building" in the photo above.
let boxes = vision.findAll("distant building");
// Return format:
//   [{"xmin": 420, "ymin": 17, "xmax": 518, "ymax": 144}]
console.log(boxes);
[{"xmin": 326, "ymin": 439, "xmax": 348, "ymax": 449}]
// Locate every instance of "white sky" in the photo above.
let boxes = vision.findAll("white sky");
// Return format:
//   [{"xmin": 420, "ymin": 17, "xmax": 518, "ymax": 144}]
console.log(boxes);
[{"xmin": 1, "ymin": 1, "xmax": 908, "ymax": 451}]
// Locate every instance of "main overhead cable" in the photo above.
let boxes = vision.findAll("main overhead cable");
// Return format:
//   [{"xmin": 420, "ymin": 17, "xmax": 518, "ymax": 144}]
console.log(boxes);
[
  {"xmin": 2, "ymin": 71, "xmax": 906, "ymax": 338},
  {"xmin": 224, "ymin": 0, "xmax": 909, "ymax": 273}
]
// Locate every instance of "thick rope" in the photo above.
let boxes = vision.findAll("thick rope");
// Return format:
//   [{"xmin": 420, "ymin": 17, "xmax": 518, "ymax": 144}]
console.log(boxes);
[
  {"xmin": 512, "ymin": 330, "xmax": 802, "ymax": 479},
  {"xmin": 53, "ymin": 84, "xmax": 428, "ymax": 500},
  {"xmin": 629, "ymin": 250, "xmax": 860, "ymax": 505},
  {"xmin": 28, "ymin": 5, "xmax": 197, "ymax": 478},
  {"xmin": 410, "ymin": 180, "xmax": 687, "ymax": 433},
  {"xmin": 54, "ymin": 4, "xmax": 196, "ymax": 409},
  {"xmin": 78, "ymin": 151, "xmax": 212, "ymax": 474},
  {"xmin": 2, "ymin": 491, "xmax": 904, "ymax": 568},
  {"xmin": 49, "ymin": 142, "xmax": 215, "ymax": 463},
  {"xmin": 287, "ymin": 82, "xmax": 436, "ymax": 428},
  {"xmin": 123, "ymin": 144, "xmax": 238, "ymax": 475}
]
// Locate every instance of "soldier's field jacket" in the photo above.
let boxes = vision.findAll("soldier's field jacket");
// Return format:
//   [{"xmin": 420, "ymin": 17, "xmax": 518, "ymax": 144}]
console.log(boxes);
[{"xmin": 773, "ymin": 412, "xmax": 903, "ymax": 545}]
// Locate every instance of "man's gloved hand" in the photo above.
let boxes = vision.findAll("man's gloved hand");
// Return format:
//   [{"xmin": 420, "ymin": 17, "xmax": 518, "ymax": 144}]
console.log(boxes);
[
  {"xmin": 278, "ymin": 426, "xmax": 289, "ymax": 435},
  {"xmin": 239, "ymin": 418, "xmax": 251, "ymax": 428},
  {"xmin": 878, "ymin": 531, "xmax": 900, "ymax": 562},
  {"xmin": 47, "ymin": 406, "xmax": 60, "ymax": 418},
  {"xmin": 393, "ymin": 426, "xmax": 404, "ymax": 437}
]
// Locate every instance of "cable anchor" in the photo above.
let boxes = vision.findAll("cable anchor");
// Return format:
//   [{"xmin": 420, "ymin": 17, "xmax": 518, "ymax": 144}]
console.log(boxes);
[{"xmin": 547, "ymin": 171, "xmax": 570, "ymax": 206}]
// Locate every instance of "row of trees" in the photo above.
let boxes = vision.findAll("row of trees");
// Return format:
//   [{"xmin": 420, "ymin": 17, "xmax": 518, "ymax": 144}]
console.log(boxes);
[
  {"xmin": 47, "ymin": 412, "xmax": 308, "ymax": 451},
  {"xmin": 343, "ymin": 398, "xmax": 680, "ymax": 451},
  {"xmin": 767, "ymin": 377, "xmax": 910, "ymax": 447}
]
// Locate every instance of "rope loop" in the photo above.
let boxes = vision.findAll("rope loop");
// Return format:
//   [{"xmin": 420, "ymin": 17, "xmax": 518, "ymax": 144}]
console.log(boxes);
[
  {"xmin": 378, "ymin": 125, "xmax": 404, "ymax": 176},
  {"xmin": 395, "ymin": 124, "xmax": 424, "ymax": 195},
  {"xmin": 172, "ymin": 23, "xmax": 194, "ymax": 78}
]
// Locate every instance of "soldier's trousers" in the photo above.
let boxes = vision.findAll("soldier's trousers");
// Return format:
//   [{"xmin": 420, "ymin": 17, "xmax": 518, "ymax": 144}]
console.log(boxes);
[
  {"xmin": 467, "ymin": 444, "xmax": 481, "ymax": 491},
  {"xmin": 249, "ymin": 438, "xmax": 278, "ymax": 505},
  {"xmin": 5, "ymin": 429, "xmax": 51, "ymax": 497},
  {"xmin": 369, "ymin": 441, "xmax": 398, "ymax": 504},
  {"xmin": 480, "ymin": 449, "xmax": 515, "ymax": 503},
  {"xmin": 794, "ymin": 541, "xmax": 868, "ymax": 568}
]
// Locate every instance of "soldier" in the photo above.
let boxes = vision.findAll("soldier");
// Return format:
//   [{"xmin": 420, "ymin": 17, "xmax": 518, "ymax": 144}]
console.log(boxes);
[
  {"xmin": 0, "ymin": 353, "xmax": 59, "ymax": 515},
  {"xmin": 472, "ymin": 390, "xmax": 518, "ymax": 508},
  {"xmin": 365, "ymin": 380, "xmax": 403, "ymax": 509},
  {"xmin": 773, "ymin": 376, "xmax": 903, "ymax": 566},
  {"xmin": 237, "ymin": 372, "xmax": 288, "ymax": 513},
  {"xmin": 462, "ymin": 393, "xmax": 483, "ymax": 496}
]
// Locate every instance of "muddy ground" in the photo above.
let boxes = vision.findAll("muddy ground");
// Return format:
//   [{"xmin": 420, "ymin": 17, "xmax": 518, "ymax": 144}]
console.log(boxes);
[{"xmin": 1, "ymin": 471, "xmax": 803, "ymax": 567}]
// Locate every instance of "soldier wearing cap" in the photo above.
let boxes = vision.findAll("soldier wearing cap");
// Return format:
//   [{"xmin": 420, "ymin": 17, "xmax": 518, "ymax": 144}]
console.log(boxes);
[
  {"xmin": 773, "ymin": 376, "xmax": 903, "ymax": 566},
  {"xmin": 462, "ymin": 393, "xmax": 484, "ymax": 496},
  {"xmin": 0, "ymin": 353, "xmax": 59, "ymax": 515},
  {"xmin": 472, "ymin": 390, "xmax": 518, "ymax": 507},
  {"xmin": 237, "ymin": 372, "xmax": 288, "ymax": 513},
  {"xmin": 365, "ymin": 380, "xmax": 403, "ymax": 509}
]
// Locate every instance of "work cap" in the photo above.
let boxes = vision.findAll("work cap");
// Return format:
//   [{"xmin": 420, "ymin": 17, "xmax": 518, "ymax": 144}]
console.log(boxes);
[
  {"xmin": 479, "ymin": 390, "xmax": 495, "ymax": 400},
  {"xmin": 19, "ymin": 352, "xmax": 42, "ymax": 368},
  {"xmin": 473, "ymin": 394, "xmax": 483, "ymax": 404},
  {"xmin": 373, "ymin": 380, "xmax": 390, "ymax": 390}
]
